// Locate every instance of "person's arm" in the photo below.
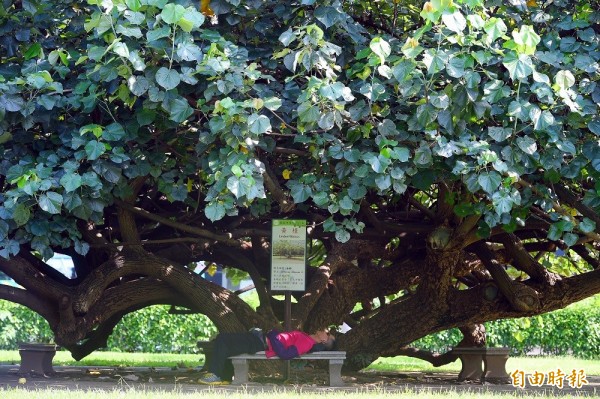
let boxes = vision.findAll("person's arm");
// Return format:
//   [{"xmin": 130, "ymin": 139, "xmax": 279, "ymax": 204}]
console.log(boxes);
[{"xmin": 266, "ymin": 330, "xmax": 300, "ymax": 360}]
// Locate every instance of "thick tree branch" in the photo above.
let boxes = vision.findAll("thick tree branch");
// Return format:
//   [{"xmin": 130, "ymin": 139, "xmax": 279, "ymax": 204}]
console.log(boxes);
[
  {"xmin": 471, "ymin": 242, "xmax": 541, "ymax": 312},
  {"xmin": 554, "ymin": 184, "xmax": 600, "ymax": 229},
  {"xmin": 115, "ymin": 199, "xmax": 241, "ymax": 246},
  {"xmin": 499, "ymin": 233, "xmax": 562, "ymax": 285}
]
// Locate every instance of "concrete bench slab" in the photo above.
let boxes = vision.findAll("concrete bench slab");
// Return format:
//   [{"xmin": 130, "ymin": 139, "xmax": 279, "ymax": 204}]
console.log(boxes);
[{"xmin": 229, "ymin": 351, "xmax": 346, "ymax": 386}]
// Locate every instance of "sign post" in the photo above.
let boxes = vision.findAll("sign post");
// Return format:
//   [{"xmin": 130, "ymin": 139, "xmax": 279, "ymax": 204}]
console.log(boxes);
[
  {"xmin": 271, "ymin": 219, "xmax": 306, "ymax": 330},
  {"xmin": 271, "ymin": 219, "xmax": 307, "ymax": 379}
]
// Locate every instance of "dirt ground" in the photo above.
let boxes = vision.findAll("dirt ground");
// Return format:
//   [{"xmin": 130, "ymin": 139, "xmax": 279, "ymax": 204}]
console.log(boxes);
[{"xmin": 0, "ymin": 363, "xmax": 599, "ymax": 396}]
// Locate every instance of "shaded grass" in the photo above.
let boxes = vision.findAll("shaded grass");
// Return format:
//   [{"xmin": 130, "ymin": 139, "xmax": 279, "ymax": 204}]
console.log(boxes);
[
  {"xmin": 0, "ymin": 389, "xmax": 596, "ymax": 399},
  {"xmin": 1, "ymin": 350, "xmax": 598, "ymax": 377},
  {"xmin": 0, "ymin": 350, "xmax": 203, "ymax": 369},
  {"xmin": 366, "ymin": 355, "xmax": 600, "ymax": 376}
]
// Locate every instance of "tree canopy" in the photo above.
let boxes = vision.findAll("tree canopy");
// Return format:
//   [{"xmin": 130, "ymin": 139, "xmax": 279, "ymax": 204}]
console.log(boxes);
[{"xmin": 1, "ymin": 0, "xmax": 599, "ymax": 368}]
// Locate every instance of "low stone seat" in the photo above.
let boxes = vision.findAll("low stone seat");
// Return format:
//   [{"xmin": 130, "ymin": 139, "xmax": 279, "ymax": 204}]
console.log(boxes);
[
  {"xmin": 18, "ymin": 343, "xmax": 58, "ymax": 375},
  {"xmin": 453, "ymin": 346, "xmax": 510, "ymax": 383},
  {"xmin": 229, "ymin": 350, "xmax": 346, "ymax": 386}
]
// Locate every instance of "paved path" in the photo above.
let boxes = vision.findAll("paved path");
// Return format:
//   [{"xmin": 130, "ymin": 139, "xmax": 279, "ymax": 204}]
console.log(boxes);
[{"xmin": 0, "ymin": 364, "xmax": 598, "ymax": 396}]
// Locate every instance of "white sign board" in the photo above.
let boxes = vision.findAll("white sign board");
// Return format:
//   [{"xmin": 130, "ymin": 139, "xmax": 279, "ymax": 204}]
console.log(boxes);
[{"xmin": 271, "ymin": 219, "xmax": 306, "ymax": 291}]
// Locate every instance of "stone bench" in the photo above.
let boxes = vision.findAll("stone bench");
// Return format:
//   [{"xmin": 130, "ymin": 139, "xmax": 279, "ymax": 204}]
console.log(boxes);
[
  {"xmin": 453, "ymin": 346, "xmax": 510, "ymax": 383},
  {"xmin": 228, "ymin": 351, "xmax": 346, "ymax": 386},
  {"xmin": 18, "ymin": 343, "xmax": 58, "ymax": 375}
]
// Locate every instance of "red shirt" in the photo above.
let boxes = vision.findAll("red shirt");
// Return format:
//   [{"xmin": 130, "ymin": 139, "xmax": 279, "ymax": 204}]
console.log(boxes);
[{"xmin": 265, "ymin": 331, "xmax": 317, "ymax": 358}]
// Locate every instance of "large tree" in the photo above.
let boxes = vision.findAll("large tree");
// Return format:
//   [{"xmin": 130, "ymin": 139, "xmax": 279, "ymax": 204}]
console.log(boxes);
[{"xmin": 1, "ymin": 0, "xmax": 599, "ymax": 368}]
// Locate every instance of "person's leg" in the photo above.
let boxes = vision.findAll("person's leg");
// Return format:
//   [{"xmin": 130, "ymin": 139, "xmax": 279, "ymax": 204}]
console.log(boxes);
[{"xmin": 207, "ymin": 332, "xmax": 264, "ymax": 380}]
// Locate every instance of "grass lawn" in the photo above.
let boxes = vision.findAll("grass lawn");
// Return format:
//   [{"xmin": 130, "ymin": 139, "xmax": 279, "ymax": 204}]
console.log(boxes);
[
  {"xmin": 366, "ymin": 354, "xmax": 600, "ymax": 376},
  {"xmin": 0, "ymin": 351, "xmax": 598, "ymax": 398},
  {"xmin": 1, "ymin": 390, "xmax": 594, "ymax": 399},
  {"xmin": 1, "ymin": 349, "xmax": 598, "ymax": 376}
]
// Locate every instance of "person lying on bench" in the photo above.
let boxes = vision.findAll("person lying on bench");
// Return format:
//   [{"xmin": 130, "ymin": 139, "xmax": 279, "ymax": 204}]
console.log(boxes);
[{"xmin": 198, "ymin": 327, "xmax": 336, "ymax": 385}]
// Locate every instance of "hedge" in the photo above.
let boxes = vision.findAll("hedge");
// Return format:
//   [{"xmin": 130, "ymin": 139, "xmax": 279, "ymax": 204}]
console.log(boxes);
[
  {"xmin": 0, "ymin": 302, "xmax": 217, "ymax": 353},
  {"xmin": 413, "ymin": 295, "xmax": 600, "ymax": 359},
  {"xmin": 1, "ymin": 295, "xmax": 598, "ymax": 358}
]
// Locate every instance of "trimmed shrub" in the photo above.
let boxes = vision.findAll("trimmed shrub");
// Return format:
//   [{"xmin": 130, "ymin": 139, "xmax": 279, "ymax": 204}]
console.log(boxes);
[
  {"xmin": 412, "ymin": 295, "xmax": 600, "ymax": 359},
  {"xmin": 0, "ymin": 301, "xmax": 216, "ymax": 353}
]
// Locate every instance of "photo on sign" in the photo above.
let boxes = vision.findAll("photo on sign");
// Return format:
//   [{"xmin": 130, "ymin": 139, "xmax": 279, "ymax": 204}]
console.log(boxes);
[{"xmin": 272, "ymin": 238, "xmax": 305, "ymax": 260}]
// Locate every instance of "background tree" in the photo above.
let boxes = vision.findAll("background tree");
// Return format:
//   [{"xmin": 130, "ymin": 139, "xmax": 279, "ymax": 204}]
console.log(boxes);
[{"xmin": 0, "ymin": 0, "xmax": 599, "ymax": 369}]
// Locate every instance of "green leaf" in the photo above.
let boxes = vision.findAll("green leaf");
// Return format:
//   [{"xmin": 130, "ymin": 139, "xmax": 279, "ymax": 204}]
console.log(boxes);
[
  {"xmin": 168, "ymin": 98, "xmax": 194, "ymax": 122},
  {"xmin": 492, "ymin": 190, "xmax": 513, "ymax": 214},
  {"xmin": 414, "ymin": 145, "xmax": 432, "ymax": 166},
  {"xmin": 370, "ymin": 37, "xmax": 391, "ymax": 65},
  {"xmin": 85, "ymin": 141, "xmax": 106, "ymax": 160},
  {"xmin": 392, "ymin": 147, "xmax": 410, "ymax": 162},
  {"xmin": 39, "ymin": 192, "xmax": 63, "ymax": 214},
  {"xmin": 442, "ymin": 10, "xmax": 466, "ymax": 33},
  {"xmin": 161, "ymin": 3, "xmax": 186, "ymax": 24},
  {"xmin": 503, "ymin": 52, "xmax": 533, "ymax": 81},
  {"xmin": 13, "ymin": 204, "xmax": 31, "ymax": 227},
  {"xmin": 0, "ymin": 94, "xmax": 24, "ymax": 112},
  {"xmin": 554, "ymin": 70, "xmax": 575, "ymax": 90},
  {"xmin": 147, "ymin": 26, "xmax": 171, "ymax": 42},
  {"xmin": 248, "ymin": 114, "xmax": 271, "ymax": 134},
  {"xmin": 511, "ymin": 25, "xmax": 540, "ymax": 55},
  {"xmin": 335, "ymin": 228, "xmax": 351, "ymax": 243},
  {"xmin": 128, "ymin": 75, "xmax": 150, "ymax": 96},
  {"xmin": 318, "ymin": 112, "xmax": 335, "ymax": 130},
  {"xmin": 155, "ymin": 67, "xmax": 181, "ymax": 90},
  {"xmin": 205, "ymin": 202, "xmax": 226, "ymax": 221},
  {"xmin": 348, "ymin": 184, "xmax": 367, "ymax": 200},
  {"xmin": 531, "ymin": 109, "xmax": 555, "ymax": 131},
  {"xmin": 60, "ymin": 173, "xmax": 82, "ymax": 192},
  {"xmin": 177, "ymin": 42, "xmax": 203, "ymax": 61},
  {"xmin": 484, "ymin": 18, "xmax": 507, "ymax": 43},
  {"xmin": 467, "ymin": 14, "xmax": 484, "ymax": 29},
  {"xmin": 290, "ymin": 183, "xmax": 312, "ymax": 203},
  {"xmin": 563, "ymin": 233, "xmax": 578, "ymax": 247},
  {"xmin": 103, "ymin": 123, "xmax": 126, "ymax": 141},
  {"xmin": 148, "ymin": 0, "xmax": 168, "ymax": 8},
  {"xmin": 178, "ymin": 8, "xmax": 205, "ymax": 32},
  {"xmin": 478, "ymin": 171, "xmax": 501, "ymax": 194},
  {"xmin": 314, "ymin": 5, "xmax": 344, "ymax": 29},
  {"xmin": 516, "ymin": 136, "xmax": 537, "ymax": 155},
  {"xmin": 263, "ymin": 97, "xmax": 282, "ymax": 111},
  {"xmin": 126, "ymin": 0, "xmax": 142, "ymax": 11},
  {"xmin": 580, "ymin": 218, "xmax": 596, "ymax": 233},
  {"xmin": 24, "ymin": 43, "xmax": 42, "ymax": 60},
  {"xmin": 589, "ymin": 120, "xmax": 600, "ymax": 136},
  {"xmin": 488, "ymin": 126, "xmax": 512, "ymax": 142}
]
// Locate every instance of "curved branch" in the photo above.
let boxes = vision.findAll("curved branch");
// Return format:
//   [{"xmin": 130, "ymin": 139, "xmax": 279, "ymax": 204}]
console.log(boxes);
[
  {"xmin": 260, "ymin": 156, "xmax": 295, "ymax": 213},
  {"xmin": 213, "ymin": 246, "xmax": 278, "ymax": 325},
  {"xmin": 0, "ymin": 285, "xmax": 58, "ymax": 327},
  {"xmin": 114, "ymin": 199, "xmax": 241, "ymax": 246},
  {"xmin": 0, "ymin": 256, "xmax": 68, "ymax": 302},
  {"xmin": 471, "ymin": 241, "xmax": 541, "ymax": 312},
  {"xmin": 553, "ymin": 184, "xmax": 600, "ymax": 228},
  {"xmin": 499, "ymin": 233, "xmax": 562, "ymax": 285},
  {"xmin": 395, "ymin": 347, "xmax": 459, "ymax": 367}
]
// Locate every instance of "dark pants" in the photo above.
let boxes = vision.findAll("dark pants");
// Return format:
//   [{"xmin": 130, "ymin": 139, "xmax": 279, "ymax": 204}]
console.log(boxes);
[{"xmin": 207, "ymin": 332, "xmax": 265, "ymax": 381}]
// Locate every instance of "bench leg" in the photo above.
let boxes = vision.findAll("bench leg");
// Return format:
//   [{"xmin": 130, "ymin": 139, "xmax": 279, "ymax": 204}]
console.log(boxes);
[
  {"xmin": 231, "ymin": 358, "xmax": 249, "ymax": 385},
  {"xmin": 19, "ymin": 349, "xmax": 56, "ymax": 375},
  {"xmin": 328, "ymin": 359, "xmax": 344, "ymax": 387},
  {"xmin": 483, "ymin": 353, "xmax": 510, "ymax": 383},
  {"xmin": 457, "ymin": 353, "xmax": 483, "ymax": 382}
]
